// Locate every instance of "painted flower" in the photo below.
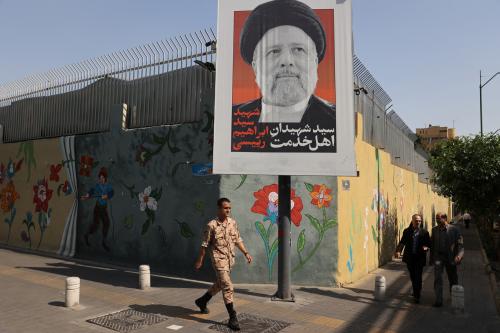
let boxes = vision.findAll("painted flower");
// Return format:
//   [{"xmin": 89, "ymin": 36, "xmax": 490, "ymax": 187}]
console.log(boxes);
[
  {"xmin": 309, "ymin": 184, "xmax": 333, "ymax": 208},
  {"xmin": 33, "ymin": 179, "xmax": 53, "ymax": 212},
  {"xmin": 49, "ymin": 164, "xmax": 63, "ymax": 182},
  {"xmin": 0, "ymin": 181, "xmax": 20, "ymax": 213},
  {"xmin": 251, "ymin": 184, "xmax": 303, "ymax": 226},
  {"xmin": 79, "ymin": 155, "xmax": 94, "ymax": 177},
  {"xmin": 138, "ymin": 186, "xmax": 158, "ymax": 211},
  {"xmin": 62, "ymin": 180, "xmax": 72, "ymax": 195}
]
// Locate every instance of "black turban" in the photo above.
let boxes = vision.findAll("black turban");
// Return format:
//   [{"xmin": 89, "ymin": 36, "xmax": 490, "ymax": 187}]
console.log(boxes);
[{"xmin": 239, "ymin": 0, "xmax": 326, "ymax": 64}]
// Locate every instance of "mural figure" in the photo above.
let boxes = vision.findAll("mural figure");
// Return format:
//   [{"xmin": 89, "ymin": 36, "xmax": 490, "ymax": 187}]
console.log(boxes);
[{"xmin": 81, "ymin": 167, "xmax": 114, "ymax": 251}]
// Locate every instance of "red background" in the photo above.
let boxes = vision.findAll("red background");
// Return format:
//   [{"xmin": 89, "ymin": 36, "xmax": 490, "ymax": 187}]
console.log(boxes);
[{"xmin": 232, "ymin": 9, "xmax": 336, "ymax": 105}]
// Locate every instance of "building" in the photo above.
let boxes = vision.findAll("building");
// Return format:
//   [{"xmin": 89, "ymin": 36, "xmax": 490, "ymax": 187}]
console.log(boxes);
[{"xmin": 416, "ymin": 125, "xmax": 456, "ymax": 151}]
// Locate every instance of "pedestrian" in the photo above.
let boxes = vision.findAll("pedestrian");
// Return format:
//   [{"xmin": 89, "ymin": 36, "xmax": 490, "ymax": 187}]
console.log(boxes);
[
  {"xmin": 395, "ymin": 214, "xmax": 431, "ymax": 303},
  {"xmin": 430, "ymin": 212, "xmax": 464, "ymax": 307},
  {"xmin": 462, "ymin": 212, "xmax": 471, "ymax": 229},
  {"xmin": 194, "ymin": 198, "xmax": 253, "ymax": 331}
]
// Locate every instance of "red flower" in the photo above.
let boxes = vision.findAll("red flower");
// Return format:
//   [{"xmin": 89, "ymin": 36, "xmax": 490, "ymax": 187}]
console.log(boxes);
[
  {"xmin": 309, "ymin": 184, "xmax": 333, "ymax": 208},
  {"xmin": 79, "ymin": 156, "xmax": 94, "ymax": 177},
  {"xmin": 33, "ymin": 178, "xmax": 53, "ymax": 212},
  {"xmin": 251, "ymin": 184, "xmax": 303, "ymax": 227},
  {"xmin": 49, "ymin": 164, "xmax": 63, "ymax": 182}
]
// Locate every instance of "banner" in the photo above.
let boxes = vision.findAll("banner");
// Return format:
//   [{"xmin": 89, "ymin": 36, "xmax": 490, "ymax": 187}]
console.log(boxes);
[{"xmin": 214, "ymin": 0, "xmax": 356, "ymax": 175}]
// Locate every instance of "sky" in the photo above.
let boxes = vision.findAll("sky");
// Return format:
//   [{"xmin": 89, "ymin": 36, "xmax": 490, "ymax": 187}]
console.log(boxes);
[{"xmin": 0, "ymin": 0, "xmax": 499, "ymax": 136}]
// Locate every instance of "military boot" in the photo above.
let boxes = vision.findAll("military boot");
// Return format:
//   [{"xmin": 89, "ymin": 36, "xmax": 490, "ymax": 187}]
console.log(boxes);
[
  {"xmin": 225, "ymin": 302, "xmax": 240, "ymax": 331},
  {"xmin": 195, "ymin": 292, "xmax": 212, "ymax": 314}
]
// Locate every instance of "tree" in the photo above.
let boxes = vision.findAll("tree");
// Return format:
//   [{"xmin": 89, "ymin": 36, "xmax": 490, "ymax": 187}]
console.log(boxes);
[{"xmin": 428, "ymin": 133, "xmax": 500, "ymax": 223}]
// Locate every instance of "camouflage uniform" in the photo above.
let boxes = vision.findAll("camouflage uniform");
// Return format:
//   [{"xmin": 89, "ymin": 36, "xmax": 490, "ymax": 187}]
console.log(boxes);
[{"xmin": 201, "ymin": 217, "xmax": 243, "ymax": 304}]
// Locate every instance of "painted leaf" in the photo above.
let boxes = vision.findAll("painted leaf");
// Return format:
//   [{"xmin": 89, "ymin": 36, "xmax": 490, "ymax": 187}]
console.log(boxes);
[
  {"xmin": 304, "ymin": 182, "xmax": 314, "ymax": 192},
  {"xmin": 234, "ymin": 174, "xmax": 247, "ymax": 190},
  {"xmin": 155, "ymin": 187, "xmax": 163, "ymax": 200},
  {"xmin": 201, "ymin": 110, "xmax": 214, "ymax": 132},
  {"xmin": 255, "ymin": 221, "xmax": 268, "ymax": 242},
  {"xmin": 152, "ymin": 134, "xmax": 165, "ymax": 145},
  {"xmin": 269, "ymin": 238, "xmax": 279, "ymax": 263},
  {"xmin": 122, "ymin": 215, "xmax": 134, "ymax": 229},
  {"xmin": 305, "ymin": 214, "xmax": 322, "ymax": 234},
  {"xmin": 297, "ymin": 229, "xmax": 306, "ymax": 254},
  {"xmin": 141, "ymin": 220, "xmax": 151, "ymax": 235},
  {"xmin": 57, "ymin": 184, "xmax": 63, "ymax": 197},
  {"xmin": 371, "ymin": 225, "xmax": 378, "ymax": 243},
  {"xmin": 177, "ymin": 220, "xmax": 194, "ymax": 238},
  {"xmin": 324, "ymin": 218, "xmax": 337, "ymax": 230}
]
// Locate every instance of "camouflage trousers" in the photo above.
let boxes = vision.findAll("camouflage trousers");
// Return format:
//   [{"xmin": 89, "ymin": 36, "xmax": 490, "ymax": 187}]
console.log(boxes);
[{"xmin": 208, "ymin": 270, "xmax": 233, "ymax": 304}]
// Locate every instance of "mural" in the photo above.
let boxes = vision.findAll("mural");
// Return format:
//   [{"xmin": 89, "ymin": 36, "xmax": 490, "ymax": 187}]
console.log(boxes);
[
  {"xmin": 336, "ymin": 114, "xmax": 450, "ymax": 284},
  {"xmin": 0, "ymin": 138, "xmax": 75, "ymax": 254}
]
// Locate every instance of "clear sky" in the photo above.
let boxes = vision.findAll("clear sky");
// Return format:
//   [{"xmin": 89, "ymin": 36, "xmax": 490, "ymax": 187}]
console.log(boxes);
[{"xmin": 1, "ymin": 0, "xmax": 499, "ymax": 136}]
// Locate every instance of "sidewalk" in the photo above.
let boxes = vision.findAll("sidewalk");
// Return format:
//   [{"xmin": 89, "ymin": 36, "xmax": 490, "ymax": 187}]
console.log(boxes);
[{"xmin": 0, "ymin": 223, "xmax": 499, "ymax": 333}]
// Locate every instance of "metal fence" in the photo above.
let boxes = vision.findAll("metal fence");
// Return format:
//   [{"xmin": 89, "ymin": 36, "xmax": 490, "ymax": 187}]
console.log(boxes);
[
  {"xmin": 0, "ymin": 29, "xmax": 216, "ymax": 142},
  {"xmin": 353, "ymin": 57, "xmax": 431, "ymax": 179},
  {"xmin": 0, "ymin": 30, "xmax": 432, "ymax": 180}
]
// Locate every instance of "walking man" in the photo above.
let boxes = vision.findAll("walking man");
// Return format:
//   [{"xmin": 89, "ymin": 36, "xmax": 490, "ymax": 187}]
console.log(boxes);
[
  {"xmin": 194, "ymin": 198, "xmax": 252, "ymax": 331},
  {"xmin": 430, "ymin": 212, "xmax": 464, "ymax": 307},
  {"xmin": 395, "ymin": 214, "xmax": 431, "ymax": 303}
]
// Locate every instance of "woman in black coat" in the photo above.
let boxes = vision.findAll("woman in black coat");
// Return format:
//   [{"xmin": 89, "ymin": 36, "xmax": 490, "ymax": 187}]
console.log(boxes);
[{"xmin": 395, "ymin": 214, "xmax": 431, "ymax": 303}]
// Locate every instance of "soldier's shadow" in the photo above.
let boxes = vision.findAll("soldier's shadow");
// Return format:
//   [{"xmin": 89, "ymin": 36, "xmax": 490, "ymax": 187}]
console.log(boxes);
[{"xmin": 129, "ymin": 304, "xmax": 219, "ymax": 325}]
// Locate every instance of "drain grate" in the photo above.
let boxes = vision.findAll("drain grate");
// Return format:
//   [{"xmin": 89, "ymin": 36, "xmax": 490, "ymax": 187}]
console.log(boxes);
[
  {"xmin": 209, "ymin": 313, "xmax": 291, "ymax": 333},
  {"xmin": 87, "ymin": 309, "xmax": 168, "ymax": 332}
]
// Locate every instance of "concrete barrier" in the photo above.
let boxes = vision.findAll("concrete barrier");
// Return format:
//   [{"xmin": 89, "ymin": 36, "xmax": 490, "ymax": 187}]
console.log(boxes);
[
  {"xmin": 139, "ymin": 265, "xmax": 151, "ymax": 290},
  {"xmin": 65, "ymin": 277, "xmax": 80, "ymax": 307},
  {"xmin": 451, "ymin": 285, "xmax": 465, "ymax": 312},
  {"xmin": 374, "ymin": 275, "xmax": 386, "ymax": 301}
]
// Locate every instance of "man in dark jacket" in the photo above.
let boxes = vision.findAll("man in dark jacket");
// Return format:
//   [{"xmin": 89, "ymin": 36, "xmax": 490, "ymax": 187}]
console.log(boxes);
[
  {"xmin": 430, "ymin": 212, "xmax": 464, "ymax": 307},
  {"xmin": 395, "ymin": 214, "xmax": 431, "ymax": 303}
]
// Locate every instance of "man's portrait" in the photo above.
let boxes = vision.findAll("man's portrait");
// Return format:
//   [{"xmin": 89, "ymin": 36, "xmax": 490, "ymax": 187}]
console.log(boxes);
[{"xmin": 231, "ymin": 0, "xmax": 336, "ymax": 153}]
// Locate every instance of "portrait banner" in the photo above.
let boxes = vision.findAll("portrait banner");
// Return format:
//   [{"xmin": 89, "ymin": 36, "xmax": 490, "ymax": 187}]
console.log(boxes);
[{"xmin": 214, "ymin": 0, "xmax": 356, "ymax": 175}]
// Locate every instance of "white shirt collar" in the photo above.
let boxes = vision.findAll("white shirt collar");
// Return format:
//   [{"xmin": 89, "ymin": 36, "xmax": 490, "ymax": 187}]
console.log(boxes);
[{"xmin": 258, "ymin": 97, "xmax": 310, "ymax": 123}]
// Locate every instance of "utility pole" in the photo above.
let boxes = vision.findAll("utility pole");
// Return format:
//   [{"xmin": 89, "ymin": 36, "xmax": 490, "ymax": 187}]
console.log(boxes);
[{"xmin": 479, "ymin": 70, "xmax": 500, "ymax": 136}]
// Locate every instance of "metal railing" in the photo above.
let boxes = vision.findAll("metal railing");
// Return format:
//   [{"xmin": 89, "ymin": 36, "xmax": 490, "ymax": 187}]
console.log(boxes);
[{"xmin": 0, "ymin": 29, "xmax": 217, "ymax": 142}]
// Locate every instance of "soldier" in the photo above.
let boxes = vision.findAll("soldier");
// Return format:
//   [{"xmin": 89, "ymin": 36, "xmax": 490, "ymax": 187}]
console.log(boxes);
[{"xmin": 194, "ymin": 198, "xmax": 252, "ymax": 331}]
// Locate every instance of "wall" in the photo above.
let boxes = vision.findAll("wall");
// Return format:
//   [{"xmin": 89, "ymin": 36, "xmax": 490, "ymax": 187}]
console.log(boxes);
[
  {"xmin": 1, "ymin": 109, "xmax": 450, "ymax": 287},
  {"xmin": 337, "ymin": 114, "xmax": 450, "ymax": 284},
  {"xmin": 0, "ymin": 138, "xmax": 75, "ymax": 253}
]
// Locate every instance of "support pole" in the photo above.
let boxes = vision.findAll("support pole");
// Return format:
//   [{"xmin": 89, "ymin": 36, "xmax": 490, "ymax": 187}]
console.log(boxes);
[
  {"xmin": 273, "ymin": 175, "xmax": 294, "ymax": 301},
  {"xmin": 480, "ymin": 70, "xmax": 483, "ymax": 136}
]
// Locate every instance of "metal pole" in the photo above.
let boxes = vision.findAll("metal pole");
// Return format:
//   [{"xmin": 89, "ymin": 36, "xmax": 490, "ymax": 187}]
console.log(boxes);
[
  {"xmin": 274, "ymin": 175, "xmax": 294, "ymax": 301},
  {"xmin": 480, "ymin": 70, "xmax": 483, "ymax": 136}
]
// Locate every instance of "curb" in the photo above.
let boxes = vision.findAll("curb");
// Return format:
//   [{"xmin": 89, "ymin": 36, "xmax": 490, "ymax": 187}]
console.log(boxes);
[{"xmin": 475, "ymin": 227, "xmax": 500, "ymax": 316}]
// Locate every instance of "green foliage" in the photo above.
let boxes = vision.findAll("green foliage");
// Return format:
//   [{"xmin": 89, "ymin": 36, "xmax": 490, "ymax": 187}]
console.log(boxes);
[{"xmin": 429, "ymin": 133, "xmax": 500, "ymax": 219}]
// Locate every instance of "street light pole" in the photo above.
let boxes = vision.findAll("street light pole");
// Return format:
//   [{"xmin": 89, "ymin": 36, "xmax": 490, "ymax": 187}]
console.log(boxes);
[{"xmin": 479, "ymin": 70, "xmax": 500, "ymax": 136}]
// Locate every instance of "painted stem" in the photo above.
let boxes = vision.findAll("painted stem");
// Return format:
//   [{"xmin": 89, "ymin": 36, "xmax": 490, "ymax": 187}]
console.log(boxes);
[
  {"xmin": 37, "ymin": 232, "xmax": 44, "ymax": 249},
  {"xmin": 6, "ymin": 224, "xmax": 11, "ymax": 243},
  {"xmin": 293, "ymin": 232, "xmax": 324, "ymax": 273}
]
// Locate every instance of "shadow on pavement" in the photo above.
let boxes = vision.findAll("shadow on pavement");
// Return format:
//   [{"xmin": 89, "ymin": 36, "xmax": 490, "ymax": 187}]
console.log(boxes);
[
  {"xmin": 17, "ymin": 262, "xmax": 210, "ymax": 290},
  {"xmin": 129, "ymin": 304, "xmax": 219, "ymax": 325},
  {"xmin": 48, "ymin": 301, "xmax": 65, "ymax": 307}
]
